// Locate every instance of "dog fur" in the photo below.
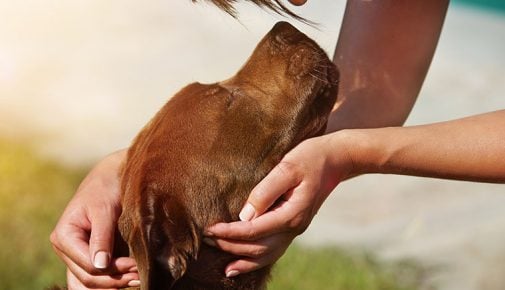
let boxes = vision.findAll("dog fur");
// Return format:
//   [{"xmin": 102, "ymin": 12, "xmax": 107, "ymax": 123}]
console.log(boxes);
[{"xmin": 118, "ymin": 21, "xmax": 338, "ymax": 290}]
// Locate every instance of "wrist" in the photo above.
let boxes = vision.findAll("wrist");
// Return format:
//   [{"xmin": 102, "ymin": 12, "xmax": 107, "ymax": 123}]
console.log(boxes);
[{"xmin": 329, "ymin": 128, "xmax": 393, "ymax": 176}]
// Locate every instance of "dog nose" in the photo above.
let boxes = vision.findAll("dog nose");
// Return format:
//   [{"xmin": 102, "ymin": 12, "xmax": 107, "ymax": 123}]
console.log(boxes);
[
  {"xmin": 271, "ymin": 21, "xmax": 306, "ymax": 45},
  {"xmin": 272, "ymin": 21, "xmax": 297, "ymax": 34}
]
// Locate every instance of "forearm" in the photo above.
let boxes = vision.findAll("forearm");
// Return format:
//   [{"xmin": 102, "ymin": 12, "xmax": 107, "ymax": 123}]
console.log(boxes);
[
  {"xmin": 327, "ymin": 0, "xmax": 449, "ymax": 132},
  {"xmin": 340, "ymin": 110, "xmax": 505, "ymax": 183}
]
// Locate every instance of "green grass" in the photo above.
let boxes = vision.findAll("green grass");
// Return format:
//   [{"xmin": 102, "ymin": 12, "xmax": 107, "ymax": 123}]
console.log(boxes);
[
  {"xmin": 271, "ymin": 245, "xmax": 427, "ymax": 290},
  {"xmin": 0, "ymin": 138, "xmax": 428, "ymax": 290},
  {"xmin": 0, "ymin": 139, "xmax": 84, "ymax": 290}
]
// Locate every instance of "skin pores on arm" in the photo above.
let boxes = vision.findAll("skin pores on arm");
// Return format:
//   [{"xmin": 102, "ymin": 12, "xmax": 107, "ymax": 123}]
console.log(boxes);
[{"xmin": 327, "ymin": 0, "xmax": 449, "ymax": 132}]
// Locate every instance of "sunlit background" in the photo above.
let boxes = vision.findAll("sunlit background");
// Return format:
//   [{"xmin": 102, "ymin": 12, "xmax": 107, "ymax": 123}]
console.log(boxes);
[{"xmin": 1, "ymin": 0, "xmax": 504, "ymax": 289}]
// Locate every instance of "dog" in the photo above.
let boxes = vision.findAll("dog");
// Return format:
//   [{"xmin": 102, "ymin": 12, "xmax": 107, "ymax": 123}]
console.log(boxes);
[{"xmin": 118, "ymin": 21, "xmax": 338, "ymax": 290}]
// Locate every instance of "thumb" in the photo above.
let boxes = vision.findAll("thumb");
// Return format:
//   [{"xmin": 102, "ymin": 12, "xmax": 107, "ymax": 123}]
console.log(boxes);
[
  {"xmin": 240, "ymin": 161, "xmax": 302, "ymax": 221},
  {"xmin": 88, "ymin": 207, "xmax": 118, "ymax": 270}
]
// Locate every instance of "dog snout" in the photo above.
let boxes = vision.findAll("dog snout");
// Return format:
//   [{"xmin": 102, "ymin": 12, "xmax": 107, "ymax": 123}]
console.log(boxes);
[
  {"xmin": 287, "ymin": 46, "xmax": 323, "ymax": 77},
  {"xmin": 271, "ymin": 21, "xmax": 306, "ymax": 47}
]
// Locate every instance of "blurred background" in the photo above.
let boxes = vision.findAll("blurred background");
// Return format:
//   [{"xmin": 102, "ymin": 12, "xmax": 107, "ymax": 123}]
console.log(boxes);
[{"xmin": 0, "ymin": 0, "xmax": 504, "ymax": 289}]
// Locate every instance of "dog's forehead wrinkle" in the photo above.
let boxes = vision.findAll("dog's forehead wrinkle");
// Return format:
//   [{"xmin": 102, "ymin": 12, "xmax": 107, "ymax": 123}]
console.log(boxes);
[{"xmin": 219, "ymin": 81, "xmax": 274, "ymax": 106}]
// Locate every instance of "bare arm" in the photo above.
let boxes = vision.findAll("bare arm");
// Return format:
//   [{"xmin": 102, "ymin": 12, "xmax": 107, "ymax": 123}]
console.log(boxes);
[
  {"xmin": 204, "ymin": 1, "xmax": 452, "ymax": 276},
  {"xmin": 50, "ymin": 149, "xmax": 140, "ymax": 289},
  {"xmin": 327, "ymin": 0, "xmax": 449, "ymax": 131},
  {"xmin": 343, "ymin": 110, "xmax": 505, "ymax": 183}
]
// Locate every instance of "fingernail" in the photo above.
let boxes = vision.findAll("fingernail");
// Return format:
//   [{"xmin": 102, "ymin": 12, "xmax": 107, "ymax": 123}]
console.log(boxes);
[
  {"xmin": 93, "ymin": 251, "xmax": 110, "ymax": 269},
  {"xmin": 203, "ymin": 237, "xmax": 217, "ymax": 247},
  {"xmin": 128, "ymin": 280, "xmax": 141, "ymax": 287},
  {"xmin": 239, "ymin": 203, "xmax": 256, "ymax": 221},
  {"xmin": 226, "ymin": 270, "xmax": 240, "ymax": 278}
]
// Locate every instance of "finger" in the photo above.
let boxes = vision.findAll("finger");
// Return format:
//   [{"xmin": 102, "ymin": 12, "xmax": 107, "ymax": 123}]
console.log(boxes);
[
  {"xmin": 64, "ymin": 255, "xmax": 139, "ymax": 289},
  {"xmin": 204, "ymin": 238, "xmax": 269, "ymax": 258},
  {"xmin": 88, "ymin": 207, "xmax": 119, "ymax": 270},
  {"xmin": 66, "ymin": 267, "xmax": 139, "ymax": 290},
  {"xmin": 224, "ymin": 259, "xmax": 263, "ymax": 277},
  {"xmin": 109, "ymin": 257, "xmax": 138, "ymax": 274},
  {"xmin": 54, "ymin": 245, "xmax": 137, "ymax": 276},
  {"xmin": 224, "ymin": 234, "xmax": 292, "ymax": 276},
  {"xmin": 61, "ymin": 253, "xmax": 136, "ymax": 278},
  {"xmin": 224, "ymin": 251, "xmax": 284, "ymax": 277},
  {"xmin": 240, "ymin": 161, "xmax": 302, "ymax": 221},
  {"xmin": 207, "ymin": 200, "xmax": 300, "ymax": 241},
  {"xmin": 66, "ymin": 269, "xmax": 117, "ymax": 290},
  {"xmin": 51, "ymin": 224, "xmax": 100, "ymax": 275},
  {"xmin": 67, "ymin": 268, "xmax": 94, "ymax": 290},
  {"xmin": 204, "ymin": 234, "xmax": 293, "ymax": 258}
]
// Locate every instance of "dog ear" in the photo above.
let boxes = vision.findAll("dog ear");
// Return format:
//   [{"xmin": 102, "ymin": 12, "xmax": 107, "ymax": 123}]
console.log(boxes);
[
  {"xmin": 120, "ymin": 187, "xmax": 200, "ymax": 289},
  {"xmin": 138, "ymin": 191, "xmax": 200, "ymax": 288},
  {"xmin": 157, "ymin": 199, "xmax": 200, "ymax": 281}
]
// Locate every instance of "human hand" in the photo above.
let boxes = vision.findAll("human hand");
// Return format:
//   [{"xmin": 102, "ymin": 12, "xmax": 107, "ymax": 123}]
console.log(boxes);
[
  {"xmin": 204, "ymin": 133, "xmax": 354, "ymax": 277},
  {"xmin": 50, "ymin": 149, "xmax": 140, "ymax": 289}
]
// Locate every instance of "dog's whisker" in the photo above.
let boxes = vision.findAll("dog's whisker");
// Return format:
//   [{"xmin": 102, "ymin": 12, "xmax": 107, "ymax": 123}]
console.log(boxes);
[{"xmin": 309, "ymin": 73, "xmax": 327, "ymax": 83}]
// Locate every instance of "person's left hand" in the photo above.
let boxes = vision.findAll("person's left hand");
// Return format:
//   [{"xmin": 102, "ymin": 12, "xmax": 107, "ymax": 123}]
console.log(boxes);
[{"xmin": 204, "ymin": 133, "xmax": 353, "ymax": 277}]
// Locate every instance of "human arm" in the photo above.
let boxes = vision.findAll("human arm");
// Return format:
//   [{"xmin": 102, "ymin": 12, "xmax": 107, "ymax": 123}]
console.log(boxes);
[
  {"xmin": 344, "ymin": 110, "xmax": 505, "ymax": 183},
  {"xmin": 204, "ymin": 0, "xmax": 451, "ymax": 275},
  {"xmin": 50, "ymin": 149, "xmax": 140, "ymax": 289},
  {"xmin": 206, "ymin": 110, "xmax": 505, "ymax": 276},
  {"xmin": 327, "ymin": 0, "xmax": 449, "ymax": 131}
]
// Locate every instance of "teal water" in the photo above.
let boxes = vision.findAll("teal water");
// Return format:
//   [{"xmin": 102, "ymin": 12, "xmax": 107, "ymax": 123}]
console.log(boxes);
[{"xmin": 454, "ymin": 0, "xmax": 505, "ymax": 14}]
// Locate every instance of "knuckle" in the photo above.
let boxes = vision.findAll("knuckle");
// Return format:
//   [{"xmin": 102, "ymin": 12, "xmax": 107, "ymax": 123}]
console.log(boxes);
[
  {"xmin": 79, "ymin": 274, "xmax": 97, "ymax": 288},
  {"xmin": 286, "ymin": 213, "xmax": 309, "ymax": 235},
  {"xmin": 49, "ymin": 230, "xmax": 58, "ymax": 246},
  {"xmin": 244, "ymin": 227, "xmax": 257, "ymax": 240},
  {"xmin": 276, "ymin": 160, "xmax": 305, "ymax": 184},
  {"xmin": 276, "ymin": 161, "xmax": 299, "ymax": 177},
  {"xmin": 49, "ymin": 229, "xmax": 67, "ymax": 249},
  {"xmin": 249, "ymin": 245, "xmax": 268, "ymax": 258}
]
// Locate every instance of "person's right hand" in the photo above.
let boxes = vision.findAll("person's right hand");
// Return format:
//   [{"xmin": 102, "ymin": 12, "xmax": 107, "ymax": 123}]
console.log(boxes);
[{"xmin": 50, "ymin": 149, "xmax": 140, "ymax": 289}]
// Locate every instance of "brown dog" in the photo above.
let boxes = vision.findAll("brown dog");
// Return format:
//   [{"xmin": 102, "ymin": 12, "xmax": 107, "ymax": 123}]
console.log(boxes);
[{"xmin": 118, "ymin": 21, "xmax": 338, "ymax": 290}]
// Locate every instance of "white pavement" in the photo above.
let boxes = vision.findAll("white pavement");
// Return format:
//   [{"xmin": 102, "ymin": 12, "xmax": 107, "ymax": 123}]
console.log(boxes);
[{"xmin": 301, "ymin": 5, "xmax": 505, "ymax": 290}]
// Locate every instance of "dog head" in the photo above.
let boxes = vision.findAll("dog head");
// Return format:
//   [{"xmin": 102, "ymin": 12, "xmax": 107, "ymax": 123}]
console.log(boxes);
[
  {"xmin": 119, "ymin": 21, "xmax": 338, "ymax": 290},
  {"xmin": 222, "ymin": 21, "xmax": 338, "ymax": 144}
]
